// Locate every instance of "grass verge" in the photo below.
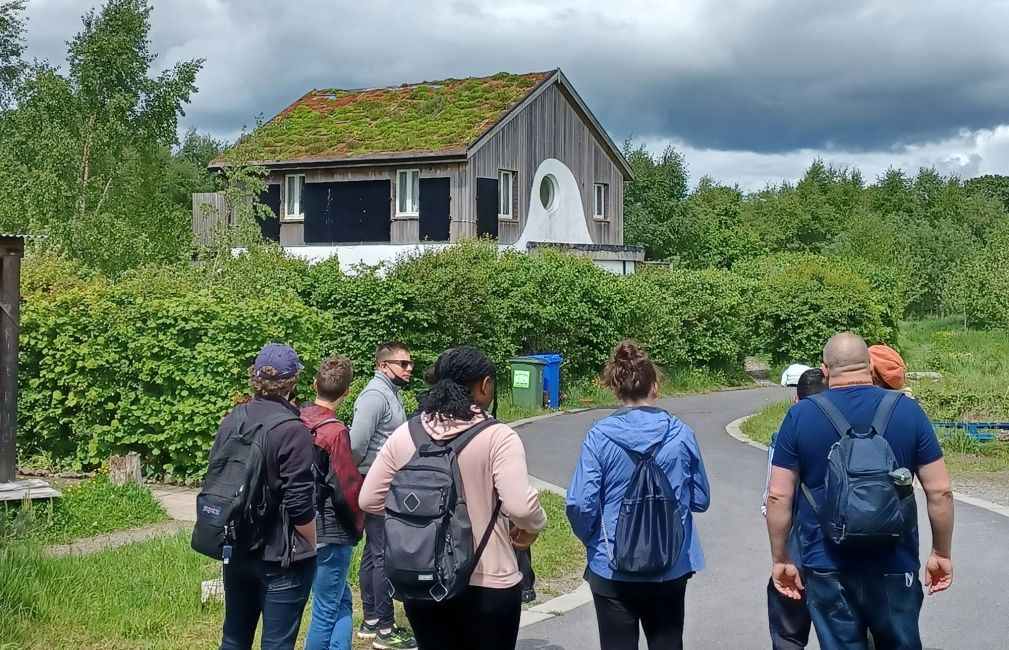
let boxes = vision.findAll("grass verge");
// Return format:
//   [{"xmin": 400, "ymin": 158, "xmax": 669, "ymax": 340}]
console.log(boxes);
[
  {"xmin": 1, "ymin": 475, "xmax": 169, "ymax": 546},
  {"xmin": 740, "ymin": 401, "xmax": 790, "ymax": 446},
  {"xmin": 741, "ymin": 401, "xmax": 1009, "ymax": 477},
  {"xmin": 0, "ymin": 492, "xmax": 581, "ymax": 650}
]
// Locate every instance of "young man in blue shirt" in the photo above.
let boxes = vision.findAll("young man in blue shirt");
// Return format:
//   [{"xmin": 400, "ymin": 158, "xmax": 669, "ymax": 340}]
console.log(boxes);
[{"xmin": 766, "ymin": 333, "xmax": 954, "ymax": 649}]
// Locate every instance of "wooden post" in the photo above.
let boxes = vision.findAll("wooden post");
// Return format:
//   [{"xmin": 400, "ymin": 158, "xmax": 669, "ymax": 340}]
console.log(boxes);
[{"xmin": 0, "ymin": 238, "xmax": 23, "ymax": 484}]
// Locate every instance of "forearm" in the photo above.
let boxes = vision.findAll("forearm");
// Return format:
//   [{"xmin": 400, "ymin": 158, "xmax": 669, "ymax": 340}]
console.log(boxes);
[
  {"xmin": 765, "ymin": 497, "xmax": 794, "ymax": 564},
  {"xmin": 926, "ymin": 490, "xmax": 954, "ymax": 557}
]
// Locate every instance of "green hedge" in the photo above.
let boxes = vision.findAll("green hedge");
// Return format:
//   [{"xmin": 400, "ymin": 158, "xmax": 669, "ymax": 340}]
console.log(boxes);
[
  {"xmin": 16, "ymin": 242, "xmax": 898, "ymax": 477},
  {"xmin": 734, "ymin": 253, "xmax": 899, "ymax": 364}
]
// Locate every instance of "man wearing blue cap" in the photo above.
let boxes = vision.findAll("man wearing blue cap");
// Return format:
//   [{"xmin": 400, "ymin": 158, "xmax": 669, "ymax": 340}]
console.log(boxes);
[{"xmin": 215, "ymin": 343, "xmax": 318, "ymax": 650}]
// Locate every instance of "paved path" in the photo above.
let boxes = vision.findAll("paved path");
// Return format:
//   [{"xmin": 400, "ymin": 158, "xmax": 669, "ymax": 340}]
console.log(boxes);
[
  {"xmin": 151, "ymin": 485, "xmax": 197, "ymax": 522},
  {"xmin": 515, "ymin": 387, "xmax": 1007, "ymax": 650}
]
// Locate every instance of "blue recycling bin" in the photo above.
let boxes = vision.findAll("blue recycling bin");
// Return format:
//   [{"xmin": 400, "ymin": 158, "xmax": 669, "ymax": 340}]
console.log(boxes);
[{"xmin": 530, "ymin": 353, "xmax": 562, "ymax": 409}]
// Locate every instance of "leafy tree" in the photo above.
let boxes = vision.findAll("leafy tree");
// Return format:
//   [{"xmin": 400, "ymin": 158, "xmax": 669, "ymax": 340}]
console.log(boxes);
[
  {"xmin": 621, "ymin": 141, "xmax": 692, "ymax": 261},
  {"xmin": 166, "ymin": 127, "xmax": 226, "ymax": 206},
  {"xmin": 0, "ymin": 0, "xmax": 25, "ymax": 108},
  {"xmin": 0, "ymin": 0, "xmax": 203, "ymax": 274}
]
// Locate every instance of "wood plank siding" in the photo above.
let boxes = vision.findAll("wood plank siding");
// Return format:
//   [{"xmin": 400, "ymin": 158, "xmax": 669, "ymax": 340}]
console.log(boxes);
[
  {"xmin": 270, "ymin": 163, "xmax": 466, "ymax": 245},
  {"xmin": 466, "ymin": 84, "xmax": 625, "ymax": 245}
]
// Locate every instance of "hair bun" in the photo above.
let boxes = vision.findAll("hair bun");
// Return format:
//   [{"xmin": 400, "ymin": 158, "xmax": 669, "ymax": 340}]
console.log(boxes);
[{"xmin": 613, "ymin": 340, "xmax": 641, "ymax": 364}]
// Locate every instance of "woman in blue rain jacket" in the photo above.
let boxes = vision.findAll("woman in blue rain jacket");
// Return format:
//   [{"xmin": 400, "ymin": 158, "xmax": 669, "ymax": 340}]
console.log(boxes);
[{"xmin": 566, "ymin": 340, "xmax": 710, "ymax": 650}]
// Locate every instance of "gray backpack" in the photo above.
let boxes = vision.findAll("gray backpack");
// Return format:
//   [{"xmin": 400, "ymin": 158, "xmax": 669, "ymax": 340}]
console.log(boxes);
[{"xmin": 383, "ymin": 415, "xmax": 501, "ymax": 602}]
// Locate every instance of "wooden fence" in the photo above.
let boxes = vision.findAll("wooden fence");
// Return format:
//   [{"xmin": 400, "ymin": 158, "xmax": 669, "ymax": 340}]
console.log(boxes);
[{"xmin": 191, "ymin": 192, "xmax": 231, "ymax": 246}]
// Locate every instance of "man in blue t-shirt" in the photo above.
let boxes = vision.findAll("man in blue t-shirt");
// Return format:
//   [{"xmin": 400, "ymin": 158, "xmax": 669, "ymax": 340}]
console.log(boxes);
[{"xmin": 766, "ymin": 333, "xmax": 954, "ymax": 649}]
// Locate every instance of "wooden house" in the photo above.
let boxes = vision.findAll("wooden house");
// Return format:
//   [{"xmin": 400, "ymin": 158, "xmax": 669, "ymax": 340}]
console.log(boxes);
[{"xmin": 197, "ymin": 69, "xmax": 643, "ymax": 272}]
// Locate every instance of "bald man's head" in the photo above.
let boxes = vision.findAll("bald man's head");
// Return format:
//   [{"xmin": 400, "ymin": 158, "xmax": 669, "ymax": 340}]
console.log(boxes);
[{"xmin": 821, "ymin": 333, "xmax": 872, "ymax": 381}]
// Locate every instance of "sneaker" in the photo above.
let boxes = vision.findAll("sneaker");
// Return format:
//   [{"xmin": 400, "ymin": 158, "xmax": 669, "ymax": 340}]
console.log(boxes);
[
  {"xmin": 357, "ymin": 621, "xmax": 380, "ymax": 639},
  {"xmin": 372, "ymin": 626, "xmax": 417, "ymax": 649},
  {"xmin": 522, "ymin": 588, "xmax": 537, "ymax": 604}
]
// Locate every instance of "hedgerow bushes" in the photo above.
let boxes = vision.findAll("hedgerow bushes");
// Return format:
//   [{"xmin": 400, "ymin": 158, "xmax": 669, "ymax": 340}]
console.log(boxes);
[{"xmin": 17, "ymin": 242, "xmax": 897, "ymax": 477}]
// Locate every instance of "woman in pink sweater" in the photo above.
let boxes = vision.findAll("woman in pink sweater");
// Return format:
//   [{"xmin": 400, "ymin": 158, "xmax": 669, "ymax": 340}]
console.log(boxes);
[{"xmin": 359, "ymin": 346, "xmax": 547, "ymax": 650}]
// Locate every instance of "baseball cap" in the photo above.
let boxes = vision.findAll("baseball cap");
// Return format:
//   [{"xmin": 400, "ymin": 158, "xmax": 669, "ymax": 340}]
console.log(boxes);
[{"xmin": 253, "ymin": 343, "xmax": 304, "ymax": 380}]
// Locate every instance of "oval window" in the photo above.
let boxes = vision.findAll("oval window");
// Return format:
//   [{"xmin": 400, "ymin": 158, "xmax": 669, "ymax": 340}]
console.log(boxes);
[{"xmin": 539, "ymin": 175, "xmax": 557, "ymax": 211}]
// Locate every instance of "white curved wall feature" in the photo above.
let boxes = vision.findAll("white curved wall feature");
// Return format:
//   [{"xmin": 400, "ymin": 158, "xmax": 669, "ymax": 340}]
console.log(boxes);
[{"xmin": 513, "ymin": 158, "xmax": 593, "ymax": 249}]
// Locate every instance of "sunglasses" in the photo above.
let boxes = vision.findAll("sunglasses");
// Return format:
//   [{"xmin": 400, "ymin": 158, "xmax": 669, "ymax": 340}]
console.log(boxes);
[{"xmin": 384, "ymin": 359, "xmax": 414, "ymax": 369}]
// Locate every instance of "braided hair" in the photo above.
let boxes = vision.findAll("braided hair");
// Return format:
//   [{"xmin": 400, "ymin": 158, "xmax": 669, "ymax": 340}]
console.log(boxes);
[{"xmin": 417, "ymin": 346, "xmax": 496, "ymax": 421}]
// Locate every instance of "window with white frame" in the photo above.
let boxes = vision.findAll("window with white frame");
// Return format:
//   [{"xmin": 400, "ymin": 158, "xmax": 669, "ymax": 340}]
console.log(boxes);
[
  {"xmin": 593, "ymin": 183, "xmax": 607, "ymax": 220},
  {"xmin": 285, "ymin": 174, "xmax": 306, "ymax": 220},
  {"xmin": 498, "ymin": 170, "xmax": 514, "ymax": 218},
  {"xmin": 396, "ymin": 169, "xmax": 420, "ymax": 216}
]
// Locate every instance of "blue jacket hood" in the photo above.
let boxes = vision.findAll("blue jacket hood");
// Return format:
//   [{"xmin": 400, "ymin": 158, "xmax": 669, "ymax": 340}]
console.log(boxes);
[{"xmin": 592, "ymin": 406, "xmax": 681, "ymax": 451}]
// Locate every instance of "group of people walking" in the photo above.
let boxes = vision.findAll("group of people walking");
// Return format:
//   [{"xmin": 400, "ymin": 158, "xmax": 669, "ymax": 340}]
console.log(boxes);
[{"xmin": 194, "ymin": 331, "xmax": 954, "ymax": 650}]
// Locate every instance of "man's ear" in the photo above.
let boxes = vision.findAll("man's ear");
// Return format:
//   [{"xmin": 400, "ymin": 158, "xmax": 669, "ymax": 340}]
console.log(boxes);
[
  {"xmin": 340, "ymin": 386, "xmax": 351, "ymax": 400},
  {"xmin": 820, "ymin": 363, "xmax": 830, "ymax": 382}
]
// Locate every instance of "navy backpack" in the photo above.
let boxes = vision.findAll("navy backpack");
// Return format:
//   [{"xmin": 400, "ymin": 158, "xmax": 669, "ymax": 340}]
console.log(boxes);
[
  {"xmin": 600, "ymin": 423, "xmax": 685, "ymax": 576},
  {"xmin": 801, "ymin": 391, "xmax": 911, "ymax": 549}
]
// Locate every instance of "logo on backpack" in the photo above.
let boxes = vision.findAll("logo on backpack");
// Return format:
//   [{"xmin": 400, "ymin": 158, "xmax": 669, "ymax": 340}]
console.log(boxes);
[
  {"xmin": 383, "ymin": 415, "xmax": 501, "ymax": 602},
  {"xmin": 600, "ymin": 421, "xmax": 685, "ymax": 576},
  {"xmin": 191, "ymin": 405, "xmax": 300, "ymax": 563},
  {"xmin": 801, "ymin": 392, "xmax": 915, "ymax": 549}
]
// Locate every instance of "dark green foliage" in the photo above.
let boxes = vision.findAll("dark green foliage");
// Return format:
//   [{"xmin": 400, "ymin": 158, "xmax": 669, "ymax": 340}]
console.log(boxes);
[{"xmin": 625, "ymin": 145, "xmax": 1009, "ymax": 321}]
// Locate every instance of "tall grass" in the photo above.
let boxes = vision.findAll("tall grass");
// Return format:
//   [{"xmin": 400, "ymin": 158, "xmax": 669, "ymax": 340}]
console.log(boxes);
[
  {"xmin": 0, "ymin": 493, "xmax": 581, "ymax": 650},
  {"xmin": 900, "ymin": 318, "xmax": 1009, "ymax": 421}
]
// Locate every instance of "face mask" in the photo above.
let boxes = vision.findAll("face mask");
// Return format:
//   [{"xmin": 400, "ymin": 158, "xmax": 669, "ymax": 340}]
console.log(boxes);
[{"xmin": 391, "ymin": 375, "xmax": 410, "ymax": 388}]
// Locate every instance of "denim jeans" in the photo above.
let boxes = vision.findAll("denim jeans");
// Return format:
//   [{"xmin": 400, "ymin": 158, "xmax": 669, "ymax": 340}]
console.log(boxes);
[
  {"xmin": 305, "ymin": 544, "xmax": 355, "ymax": 650},
  {"xmin": 359, "ymin": 513, "xmax": 394, "ymax": 628},
  {"xmin": 805, "ymin": 570, "xmax": 924, "ymax": 650},
  {"xmin": 220, "ymin": 557, "xmax": 316, "ymax": 650}
]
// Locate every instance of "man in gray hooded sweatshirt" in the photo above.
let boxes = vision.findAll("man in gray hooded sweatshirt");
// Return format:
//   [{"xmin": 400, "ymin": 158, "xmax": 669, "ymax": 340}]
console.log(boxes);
[{"xmin": 350, "ymin": 342, "xmax": 416, "ymax": 649}]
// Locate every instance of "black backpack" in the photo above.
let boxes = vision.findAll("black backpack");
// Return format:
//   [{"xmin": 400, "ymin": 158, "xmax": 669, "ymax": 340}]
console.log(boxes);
[
  {"xmin": 191, "ymin": 405, "xmax": 300, "ymax": 562},
  {"xmin": 383, "ymin": 415, "xmax": 501, "ymax": 602},
  {"xmin": 600, "ymin": 423, "xmax": 685, "ymax": 576},
  {"xmin": 801, "ymin": 391, "xmax": 911, "ymax": 549}
]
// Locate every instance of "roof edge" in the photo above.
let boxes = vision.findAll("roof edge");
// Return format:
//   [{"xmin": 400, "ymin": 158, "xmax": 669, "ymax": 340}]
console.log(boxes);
[
  {"xmin": 465, "ymin": 69, "xmax": 633, "ymax": 181},
  {"xmin": 209, "ymin": 149, "xmax": 468, "ymax": 171}
]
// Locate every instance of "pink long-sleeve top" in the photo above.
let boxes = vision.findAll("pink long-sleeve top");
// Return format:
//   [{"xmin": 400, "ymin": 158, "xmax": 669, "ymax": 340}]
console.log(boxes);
[{"xmin": 359, "ymin": 412, "xmax": 547, "ymax": 589}]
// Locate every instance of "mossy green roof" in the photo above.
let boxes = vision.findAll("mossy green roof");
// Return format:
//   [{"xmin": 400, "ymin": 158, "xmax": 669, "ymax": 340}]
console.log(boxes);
[{"xmin": 217, "ymin": 71, "xmax": 555, "ymax": 165}]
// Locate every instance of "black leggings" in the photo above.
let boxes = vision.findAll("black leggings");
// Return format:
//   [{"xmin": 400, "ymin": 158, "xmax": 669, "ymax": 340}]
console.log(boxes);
[
  {"xmin": 591, "ymin": 575, "xmax": 690, "ymax": 650},
  {"xmin": 403, "ymin": 584, "xmax": 522, "ymax": 650}
]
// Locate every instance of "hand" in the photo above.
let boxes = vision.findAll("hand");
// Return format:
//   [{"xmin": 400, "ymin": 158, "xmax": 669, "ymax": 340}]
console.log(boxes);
[
  {"xmin": 924, "ymin": 552, "xmax": 953, "ymax": 594},
  {"xmin": 510, "ymin": 525, "xmax": 538, "ymax": 551},
  {"xmin": 772, "ymin": 563, "xmax": 804, "ymax": 600}
]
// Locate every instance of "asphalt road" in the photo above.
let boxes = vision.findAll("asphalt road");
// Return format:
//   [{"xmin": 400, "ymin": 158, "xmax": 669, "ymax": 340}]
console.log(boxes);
[{"xmin": 514, "ymin": 387, "xmax": 1003, "ymax": 650}]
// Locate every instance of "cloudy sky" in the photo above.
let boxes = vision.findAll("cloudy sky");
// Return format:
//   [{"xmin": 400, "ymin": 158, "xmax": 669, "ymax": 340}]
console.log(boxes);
[{"xmin": 22, "ymin": 0, "xmax": 1009, "ymax": 190}]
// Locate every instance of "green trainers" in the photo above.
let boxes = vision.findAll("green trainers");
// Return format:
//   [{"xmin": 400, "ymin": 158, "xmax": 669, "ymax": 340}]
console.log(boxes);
[{"xmin": 372, "ymin": 626, "xmax": 417, "ymax": 649}]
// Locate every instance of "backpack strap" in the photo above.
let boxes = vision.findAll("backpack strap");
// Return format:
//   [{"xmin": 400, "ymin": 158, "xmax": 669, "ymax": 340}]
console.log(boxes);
[
  {"xmin": 870, "ymin": 391, "xmax": 902, "ymax": 439},
  {"xmin": 473, "ymin": 498, "xmax": 503, "ymax": 570},
  {"xmin": 309, "ymin": 417, "xmax": 340, "ymax": 435},
  {"xmin": 800, "ymin": 483, "xmax": 820, "ymax": 515},
  {"xmin": 406, "ymin": 414, "xmax": 499, "ymax": 453},
  {"xmin": 808, "ymin": 393, "xmax": 852, "ymax": 439}
]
